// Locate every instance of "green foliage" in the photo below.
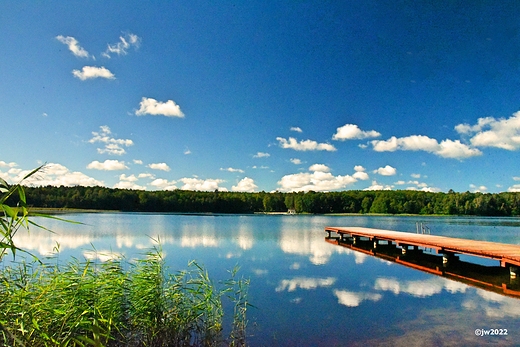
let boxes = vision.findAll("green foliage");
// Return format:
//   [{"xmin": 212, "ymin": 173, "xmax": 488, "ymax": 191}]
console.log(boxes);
[
  {"xmin": 1, "ymin": 168, "xmax": 250, "ymax": 346},
  {"xmin": 22, "ymin": 185, "xmax": 520, "ymax": 216},
  {"xmin": 0, "ymin": 250, "xmax": 250, "ymax": 346}
]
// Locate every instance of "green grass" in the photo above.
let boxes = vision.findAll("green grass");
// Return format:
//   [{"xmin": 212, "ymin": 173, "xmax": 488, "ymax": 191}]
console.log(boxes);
[{"xmin": 0, "ymin": 248, "xmax": 250, "ymax": 347}]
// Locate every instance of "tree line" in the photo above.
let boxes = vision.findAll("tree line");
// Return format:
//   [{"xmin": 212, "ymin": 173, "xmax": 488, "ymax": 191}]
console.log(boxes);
[{"xmin": 19, "ymin": 185, "xmax": 520, "ymax": 216}]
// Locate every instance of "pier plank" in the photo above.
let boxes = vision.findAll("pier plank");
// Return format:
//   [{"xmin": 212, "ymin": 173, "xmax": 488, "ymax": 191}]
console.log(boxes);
[{"xmin": 325, "ymin": 226, "xmax": 520, "ymax": 267}]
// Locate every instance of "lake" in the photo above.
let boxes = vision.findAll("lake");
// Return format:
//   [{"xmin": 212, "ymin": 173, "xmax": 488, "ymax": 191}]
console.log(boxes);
[{"xmin": 10, "ymin": 213, "xmax": 520, "ymax": 346}]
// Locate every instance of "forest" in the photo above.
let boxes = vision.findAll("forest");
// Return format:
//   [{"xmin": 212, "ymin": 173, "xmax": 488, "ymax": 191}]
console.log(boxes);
[{"xmin": 21, "ymin": 185, "xmax": 520, "ymax": 216}]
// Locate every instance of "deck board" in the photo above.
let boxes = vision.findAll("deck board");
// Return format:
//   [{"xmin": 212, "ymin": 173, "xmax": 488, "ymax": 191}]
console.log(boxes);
[{"xmin": 325, "ymin": 226, "xmax": 520, "ymax": 267}]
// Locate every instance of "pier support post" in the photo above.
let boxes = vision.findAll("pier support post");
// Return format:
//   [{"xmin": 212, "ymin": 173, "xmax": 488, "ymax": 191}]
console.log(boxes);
[
  {"xmin": 326, "ymin": 230, "xmax": 332, "ymax": 238},
  {"xmin": 442, "ymin": 252, "xmax": 459, "ymax": 265}
]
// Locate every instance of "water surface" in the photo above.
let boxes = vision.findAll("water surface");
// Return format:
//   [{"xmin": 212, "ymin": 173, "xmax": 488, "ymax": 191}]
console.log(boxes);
[{"xmin": 11, "ymin": 214, "xmax": 520, "ymax": 346}]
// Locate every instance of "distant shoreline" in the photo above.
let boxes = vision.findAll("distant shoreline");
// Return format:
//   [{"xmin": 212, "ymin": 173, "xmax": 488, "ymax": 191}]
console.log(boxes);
[{"xmin": 27, "ymin": 207, "xmax": 491, "ymax": 218}]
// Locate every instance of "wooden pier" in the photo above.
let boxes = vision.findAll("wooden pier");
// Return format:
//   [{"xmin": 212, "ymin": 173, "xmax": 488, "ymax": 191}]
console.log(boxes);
[{"xmin": 325, "ymin": 227, "xmax": 520, "ymax": 275}]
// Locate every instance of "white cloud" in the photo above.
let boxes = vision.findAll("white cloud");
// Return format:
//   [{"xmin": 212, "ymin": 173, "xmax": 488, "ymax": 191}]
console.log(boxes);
[
  {"xmin": 353, "ymin": 165, "xmax": 369, "ymax": 180},
  {"xmin": 148, "ymin": 163, "xmax": 171, "ymax": 172},
  {"xmin": 0, "ymin": 161, "xmax": 17, "ymax": 168},
  {"xmin": 135, "ymin": 97, "xmax": 184, "ymax": 118},
  {"xmin": 469, "ymin": 184, "xmax": 488, "ymax": 193},
  {"xmin": 1, "ymin": 163, "xmax": 103, "ymax": 187},
  {"xmin": 364, "ymin": 180, "xmax": 393, "ymax": 191},
  {"xmin": 353, "ymin": 171, "xmax": 369, "ymax": 180},
  {"xmin": 333, "ymin": 290, "xmax": 382, "ymax": 307},
  {"xmin": 89, "ymin": 126, "xmax": 133, "ymax": 155},
  {"xmin": 102, "ymin": 33, "xmax": 141, "ymax": 58},
  {"xmin": 179, "ymin": 178, "xmax": 227, "ymax": 191},
  {"xmin": 150, "ymin": 178, "xmax": 177, "ymax": 191},
  {"xmin": 332, "ymin": 124, "xmax": 381, "ymax": 141},
  {"xmin": 277, "ymin": 165, "xmax": 357, "ymax": 192},
  {"xmin": 118, "ymin": 174, "xmax": 138, "ymax": 182},
  {"xmin": 253, "ymin": 152, "xmax": 270, "ymax": 158},
  {"xmin": 373, "ymin": 165, "xmax": 397, "ymax": 176},
  {"xmin": 290, "ymin": 158, "xmax": 302, "ymax": 165},
  {"xmin": 232, "ymin": 177, "xmax": 258, "ymax": 192},
  {"xmin": 371, "ymin": 135, "xmax": 482, "ymax": 159},
  {"xmin": 508, "ymin": 185, "xmax": 520, "ymax": 192},
  {"xmin": 220, "ymin": 167, "xmax": 245, "ymax": 173},
  {"xmin": 138, "ymin": 173, "xmax": 154, "ymax": 179},
  {"xmin": 308, "ymin": 164, "xmax": 330, "ymax": 172},
  {"xmin": 114, "ymin": 181, "xmax": 146, "ymax": 190},
  {"xmin": 276, "ymin": 137, "xmax": 336, "ymax": 152},
  {"xmin": 455, "ymin": 111, "xmax": 520, "ymax": 150},
  {"xmin": 411, "ymin": 173, "xmax": 421, "ymax": 178},
  {"xmin": 395, "ymin": 180, "xmax": 440, "ymax": 192},
  {"xmin": 184, "ymin": 148, "xmax": 191, "ymax": 155},
  {"xmin": 87, "ymin": 160, "xmax": 128, "ymax": 171},
  {"xmin": 56, "ymin": 35, "xmax": 90, "ymax": 58},
  {"xmin": 290, "ymin": 126, "xmax": 303, "ymax": 133},
  {"xmin": 275, "ymin": 277, "xmax": 336, "ymax": 292},
  {"xmin": 72, "ymin": 66, "xmax": 115, "ymax": 80}
]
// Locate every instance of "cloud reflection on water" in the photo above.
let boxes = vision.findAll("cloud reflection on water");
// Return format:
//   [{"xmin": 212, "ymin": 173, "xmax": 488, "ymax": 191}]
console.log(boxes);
[
  {"xmin": 374, "ymin": 277, "xmax": 467, "ymax": 298},
  {"xmin": 275, "ymin": 277, "xmax": 336, "ymax": 292},
  {"xmin": 333, "ymin": 289, "xmax": 382, "ymax": 307},
  {"xmin": 463, "ymin": 290, "xmax": 520, "ymax": 318}
]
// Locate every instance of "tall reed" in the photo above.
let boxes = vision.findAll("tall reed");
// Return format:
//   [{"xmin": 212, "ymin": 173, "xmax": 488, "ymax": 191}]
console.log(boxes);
[
  {"xmin": 1, "ymin": 167, "xmax": 249, "ymax": 346},
  {"xmin": 0, "ymin": 248, "xmax": 249, "ymax": 346}
]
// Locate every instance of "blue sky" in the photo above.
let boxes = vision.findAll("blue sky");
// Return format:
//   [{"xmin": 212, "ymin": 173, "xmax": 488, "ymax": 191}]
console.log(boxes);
[{"xmin": 2, "ymin": 1, "xmax": 520, "ymax": 193}]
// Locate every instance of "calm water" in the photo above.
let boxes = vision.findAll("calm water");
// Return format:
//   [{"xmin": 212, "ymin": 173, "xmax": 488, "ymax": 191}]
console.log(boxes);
[{"xmin": 9, "ymin": 213, "xmax": 520, "ymax": 346}]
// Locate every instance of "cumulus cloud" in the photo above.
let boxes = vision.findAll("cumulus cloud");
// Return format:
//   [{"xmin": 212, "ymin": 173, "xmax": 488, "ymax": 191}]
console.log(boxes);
[
  {"xmin": 147, "ymin": 163, "xmax": 171, "ymax": 172},
  {"xmin": 0, "ymin": 161, "xmax": 17, "ymax": 168},
  {"xmin": 469, "ymin": 184, "xmax": 488, "ymax": 193},
  {"xmin": 150, "ymin": 178, "xmax": 177, "ymax": 191},
  {"xmin": 179, "ymin": 178, "xmax": 227, "ymax": 191},
  {"xmin": 114, "ymin": 181, "xmax": 146, "ymax": 190},
  {"xmin": 373, "ymin": 165, "xmax": 397, "ymax": 176},
  {"xmin": 332, "ymin": 124, "xmax": 381, "ymax": 141},
  {"xmin": 508, "ymin": 184, "xmax": 520, "ymax": 192},
  {"xmin": 2, "ymin": 163, "xmax": 103, "ymax": 187},
  {"xmin": 455, "ymin": 111, "xmax": 520, "ymax": 150},
  {"xmin": 308, "ymin": 164, "xmax": 330, "ymax": 172},
  {"xmin": 102, "ymin": 33, "xmax": 141, "ymax": 58},
  {"xmin": 394, "ymin": 180, "xmax": 439, "ymax": 192},
  {"xmin": 290, "ymin": 158, "xmax": 302, "ymax": 165},
  {"xmin": 371, "ymin": 135, "xmax": 481, "ymax": 159},
  {"xmin": 290, "ymin": 127, "xmax": 303, "ymax": 133},
  {"xmin": 89, "ymin": 126, "xmax": 133, "ymax": 155},
  {"xmin": 87, "ymin": 160, "xmax": 128, "ymax": 171},
  {"xmin": 220, "ymin": 167, "xmax": 245, "ymax": 173},
  {"xmin": 232, "ymin": 177, "xmax": 258, "ymax": 192},
  {"xmin": 353, "ymin": 165, "xmax": 369, "ymax": 180},
  {"xmin": 364, "ymin": 180, "xmax": 393, "ymax": 191},
  {"xmin": 135, "ymin": 97, "xmax": 184, "ymax": 118},
  {"xmin": 277, "ymin": 165, "xmax": 357, "ymax": 192},
  {"xmin": 133, "ymin": 159, "xmax": 143, "ymax": 165},
  {"xmin": 333, "ymin": 290, "xmax": 382, "ymax": 307},
  {"xmin": 276, "ymin": 137, "xmax": 336, "ymax": 152},
  {"xmin": 56, "ymin": 35, "xmax": 91, "ymax": 58},
  {"xmin": 72, "ymin": 66, "xmax": 115, "ymax": 80},
  {"xmin": 253, "ymin": 152, "xmax": 270, "ymax": 158}
]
